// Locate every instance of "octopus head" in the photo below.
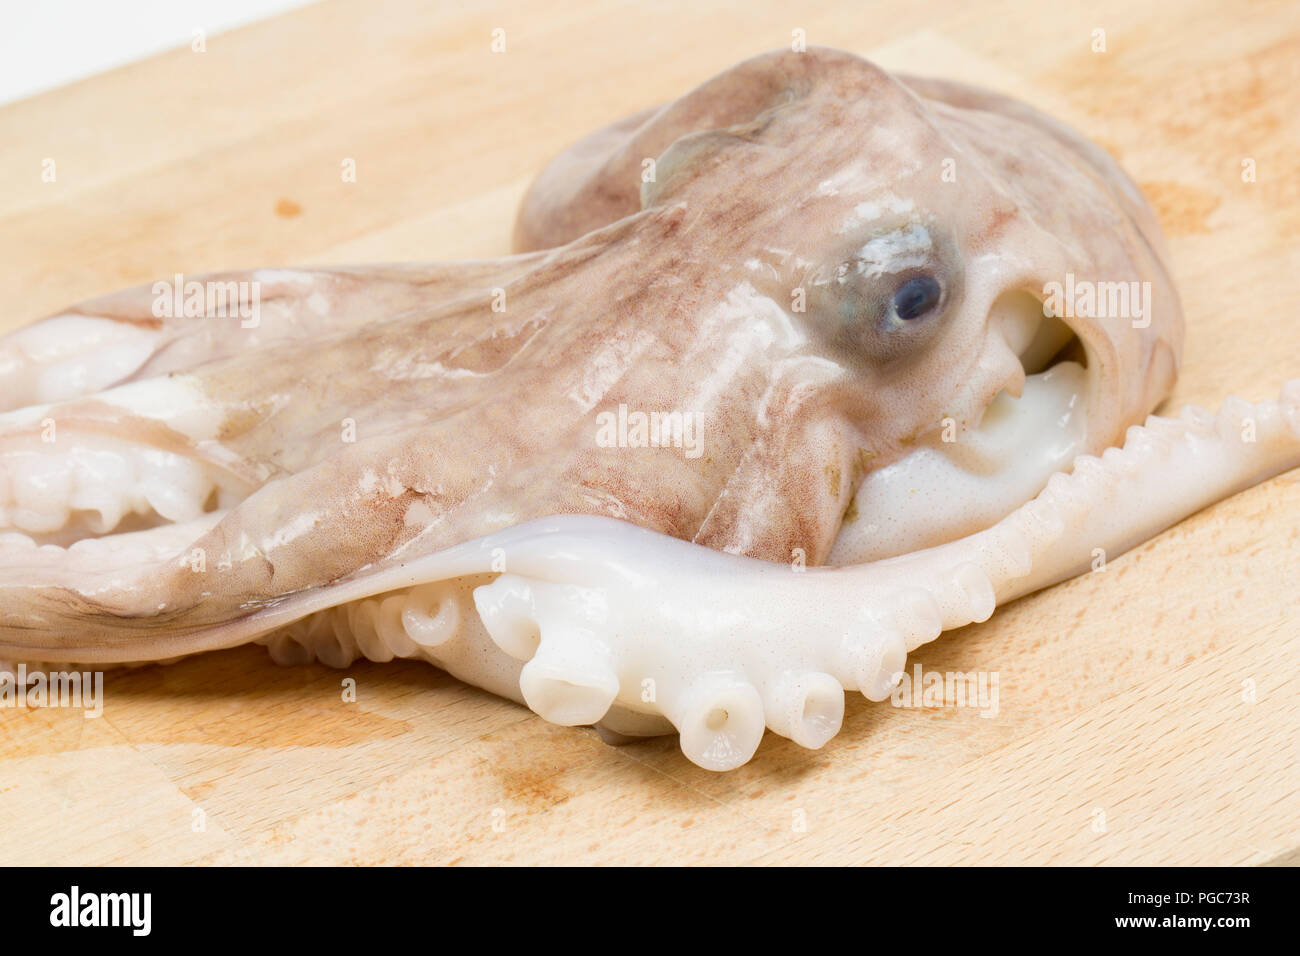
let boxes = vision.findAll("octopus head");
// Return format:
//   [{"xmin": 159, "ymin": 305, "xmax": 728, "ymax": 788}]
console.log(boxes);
[{"xmin": 515, "ymin": 46, "xmax": 1185, "ymax": 560}]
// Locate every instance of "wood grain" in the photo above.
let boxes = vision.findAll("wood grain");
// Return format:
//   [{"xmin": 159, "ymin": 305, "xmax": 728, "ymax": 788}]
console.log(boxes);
[{"xmin": 0, "ymin": 0, "xmax": 1296, "ymax": 865}]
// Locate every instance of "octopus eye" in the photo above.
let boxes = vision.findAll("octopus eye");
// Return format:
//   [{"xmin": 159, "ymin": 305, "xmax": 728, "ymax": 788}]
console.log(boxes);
[{"xmin": 892, "ymin": 275, "xmax": 942, "ymax": 321}]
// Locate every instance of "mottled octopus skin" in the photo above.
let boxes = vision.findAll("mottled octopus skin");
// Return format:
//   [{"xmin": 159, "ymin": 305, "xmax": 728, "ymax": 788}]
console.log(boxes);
[{"xmin": 0, "ymin": 48, "xmax": 1294, "ymax": 770}]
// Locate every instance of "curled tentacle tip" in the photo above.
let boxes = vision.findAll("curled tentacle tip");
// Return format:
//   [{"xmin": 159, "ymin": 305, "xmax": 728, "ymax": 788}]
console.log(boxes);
[
  {"xmin": 518, "ymin": 635, "xmax": 619, "ymax": 726},
  {"xmin": 951, "ymin": 561, "xmax": 996, "ymax": 624},
  {"xmin": 1070, "ymin": 455, "xmax": 1109, "ymax": 486},
  {"xmin": 1100, "ymin": 444, "xmax": 1139, "ymax": 478},
  {"xmin": 1215, "ymin": 395, "xmax": 1255, "ymax": 437},
  {"xmin": 265, "ymin": 632, "xmax": 313, "ymax": 667},
  {"xmin": 888, "ymin": 587, "xmax": 943, "ymax": 652},
  {"xmin": 473, "ymin": 574, "xmax": 541, "ymax": 660},
  {"xmin": 349, "ymin": 599, "xmax": 394, "ymax": 663},
  {"xmin": 1179, "ymin": 404, "xmax": 1215, "ymax": 435},
  {"xmin": 765, "ymin": 671, "xmax": 845, "ymax": 750},
  {"xmin": 313, "ymin": 633, "xmax": 356, "ymax": 670},
  {"xmin": 838, "ymin": 628, "xmax": 907, "ymax": 701},
  {"xmin": 672, "ymin": 675, "xmax": 766, "ymax": 771},
  {"xmin": 399, "ymin": 583, "xmax": 461, "ymax": 649}
]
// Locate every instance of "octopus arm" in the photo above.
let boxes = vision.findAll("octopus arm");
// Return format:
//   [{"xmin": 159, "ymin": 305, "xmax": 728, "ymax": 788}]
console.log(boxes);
[
  {"xmin": 0, "ymin": 259, "xmax": 544, "ymax": 411},
  {"xmin": 9, "ymin": 379, "xmax": 1288, "ymax": 771},
  {"xmin": 461, "ymin": 380, "xmax": 1300, "ymax": 769}
]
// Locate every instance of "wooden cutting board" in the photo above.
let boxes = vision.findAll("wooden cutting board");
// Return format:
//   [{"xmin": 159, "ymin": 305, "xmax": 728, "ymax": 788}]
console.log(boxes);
[{"xmin": 0, "ymin": 0, "xmax": 1296, "ymax": 866}]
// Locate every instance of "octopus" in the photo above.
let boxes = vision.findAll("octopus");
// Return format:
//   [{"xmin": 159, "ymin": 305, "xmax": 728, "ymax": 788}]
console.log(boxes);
[{"xmin": 1, "ymin": 48, "xmax": 1296, "ymax": 770}]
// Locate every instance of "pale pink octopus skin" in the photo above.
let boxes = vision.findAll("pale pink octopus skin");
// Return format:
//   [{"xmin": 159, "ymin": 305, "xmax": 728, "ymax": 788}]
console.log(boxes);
[{"xmin": 0, "ymin": 48, "xmax": 1181, "ymax": 668}]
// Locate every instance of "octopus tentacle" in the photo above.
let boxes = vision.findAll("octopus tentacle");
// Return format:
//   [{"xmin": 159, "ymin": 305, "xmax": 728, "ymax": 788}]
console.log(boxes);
[
  {"xmin": 0, "ymin": 260, "xmax": 551, "ymax": 413},
  {"xmin": 462, "ymin": 379, "xmax": 1299, "ymax": 769},
  {"xmin": 5, "ymin": 375, "xmax": 1291, "ymax": 769},
  {"xmin": 137, "ymin": 377, "xmax": 1300, "ymax": 771}
]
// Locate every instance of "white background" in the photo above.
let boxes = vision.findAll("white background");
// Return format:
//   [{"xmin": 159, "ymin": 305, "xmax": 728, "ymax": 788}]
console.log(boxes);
[{"xmin": 0, "ymin": 0, "xmax": 319, "ymax": 106}]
